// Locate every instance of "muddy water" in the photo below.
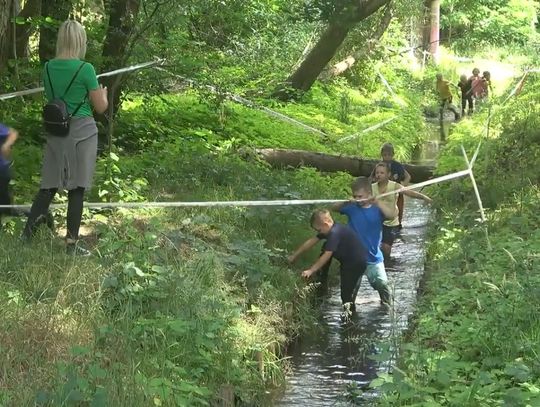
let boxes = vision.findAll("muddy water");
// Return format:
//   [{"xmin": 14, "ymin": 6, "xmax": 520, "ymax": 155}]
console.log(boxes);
[{"xmin": 276, "ymin": 198, "xmax": 432, "ymax": 406}]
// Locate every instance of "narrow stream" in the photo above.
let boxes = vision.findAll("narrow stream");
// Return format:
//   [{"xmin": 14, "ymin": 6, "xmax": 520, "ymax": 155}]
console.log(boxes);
[{"xmin": 277, "ymin": 132, "xmax": 440, "ymax": 406}]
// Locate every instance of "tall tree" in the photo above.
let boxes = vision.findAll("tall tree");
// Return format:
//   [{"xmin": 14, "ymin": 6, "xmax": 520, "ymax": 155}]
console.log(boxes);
[
  {"xmin": 322, "ymin": 3, "xmax": 393, "ymax": 79},
  {"xmin": 38, "ymin": 0, "xmax": 73, "ymax": 63},
  {"xmin": 100, "ymin": 0, "xmax": 141, "ymax": 112},
  {"xmin": 429, "ymin": 0, "xmax": 440, "ymax": 63},
  {"xmin": 0, "ymin": 0, "xmax": 17, "ymax": 71},
  {"xmin": 13, "ymin": 0, "xmax": 42, "ymax": 59},
  {"xmin": 274, "ymin": 0, "xmax": 391, "ymax": 99}
]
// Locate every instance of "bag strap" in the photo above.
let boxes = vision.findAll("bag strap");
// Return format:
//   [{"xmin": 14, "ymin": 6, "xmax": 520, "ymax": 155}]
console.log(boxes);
[
  {"xmin": 45, "ymin": 62, "xmax": 55, "ymax": 99},
  {"xmin": 61, "ymin": 61, "xmax": 86, "ymax": 99},
  {"xmin": 46, "ymin": 61, "xmax": 88, "ymax": 117}
]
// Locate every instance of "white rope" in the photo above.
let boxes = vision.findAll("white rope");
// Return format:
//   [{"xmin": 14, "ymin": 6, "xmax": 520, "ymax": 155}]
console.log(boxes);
[
  {"xmin": 0, "ymin": 168, "xmax": 470, "ymax": 210},
  {"xmin": 337, "ymin": 115, "xmax": 399, "ymax": 143},
  {"xmin": 156, "ymin": 67, "xmax": 328, "ymax": 138},
  {"xmin": 0, "ymin": 59, "xmax": 165, "ymax": 101}
]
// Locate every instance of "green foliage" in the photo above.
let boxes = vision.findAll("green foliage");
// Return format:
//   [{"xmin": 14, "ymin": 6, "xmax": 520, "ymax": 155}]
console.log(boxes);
[
  {"xmin": 375, "ymin": 70, "xmax": 540, "ymax": 406},
  {"xmin": 441, "ymin": 0, "xmax": 539, "ymax": 51}
]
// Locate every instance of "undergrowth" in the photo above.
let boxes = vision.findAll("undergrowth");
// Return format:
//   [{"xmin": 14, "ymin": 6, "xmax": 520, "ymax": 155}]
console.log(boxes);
[{"xmin": 373, "ymin": 66, "xmax": 540, "ymax": 406}]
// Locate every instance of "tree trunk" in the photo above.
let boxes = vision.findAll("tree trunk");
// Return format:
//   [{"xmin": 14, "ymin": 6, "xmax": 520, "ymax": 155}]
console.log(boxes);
[
  {"xmin": 274, "ymin": 0, "xmax": 391, "ymax": 99},
  {"xmin": 254, "ymin": 148, "xmax": 434, "ymax": 183},
  {"xmin": 39, "ymin": 0, "xmax": 73, "ymax": 63},
  {"xmin": 13, "ymin": 0, "xmax": 42, "ymax": 59},
  {"xmin": 283, "ymin": 22, "xmax": 351, "ymax": 94},
  {"xmin": 323, "ymin": 3, "xmax": 393, "ymax": 79},
  {"xmin": 101, "ymin": 0, "xmax": 140, "ymax": 112},
  {"xmin": 0, "ymin": 0, "xmax": 16, "ymax": 71},
  {"xmin": 429, "ymin": 0, "xmax": 440, "ymax": 63}
]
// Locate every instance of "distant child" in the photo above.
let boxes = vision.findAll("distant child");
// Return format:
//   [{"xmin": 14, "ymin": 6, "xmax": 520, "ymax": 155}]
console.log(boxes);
[
  {"xmin": 457, "ymin": 74, "xmax": 473, "ymax": 115},
  {"xmin": 479, "ymin": 71, "xmax": 492, "ymax": 100},
  {"xmin": 470, "ymin": 67, "xmax": 483, "ymax": 99},
  {"xmin": 372, "ymin": 162, "xmax": 432, "ymax": 260},
  {"xmin": 288, "ymin": 209, "xmax": 367, "ymax": 313},
  {"xmin": 378, "ymin": 142, "xmax": 410, "ymax": 228},
  {"xmin": 0, "ymin": 123, "xmax": 19, "ymax": 221},
  {"xmin": 436, "ymin": 73, "xmax": 460, "ymax": 121},
  {"xmin": 332, "ymin": 177, "xmax": 395, "ymax": 307}
]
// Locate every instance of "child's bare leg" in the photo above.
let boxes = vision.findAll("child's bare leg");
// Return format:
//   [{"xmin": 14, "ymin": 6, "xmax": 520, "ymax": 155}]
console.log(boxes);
[{"xmin": 381, "ymin": 242, "xmax": 392, "ymax": 260}]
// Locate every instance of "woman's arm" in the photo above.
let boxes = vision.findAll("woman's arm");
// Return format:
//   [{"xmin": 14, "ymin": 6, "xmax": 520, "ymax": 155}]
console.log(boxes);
[{"xmin": 89, "ymin": 84, "xmax": 109, "ymax": 114}]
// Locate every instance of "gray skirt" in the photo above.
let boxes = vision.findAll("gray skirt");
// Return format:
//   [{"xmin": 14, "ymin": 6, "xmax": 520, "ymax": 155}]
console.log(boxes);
[{"xmin": 40, "ymin": 116, "xmax": 98, "ymax": 190}]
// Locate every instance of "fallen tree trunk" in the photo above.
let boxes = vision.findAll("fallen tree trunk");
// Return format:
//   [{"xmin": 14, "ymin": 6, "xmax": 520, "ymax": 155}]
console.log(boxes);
[{"xmin": 255, "ymin": 148, "xmax": 434, "ymax": 182}]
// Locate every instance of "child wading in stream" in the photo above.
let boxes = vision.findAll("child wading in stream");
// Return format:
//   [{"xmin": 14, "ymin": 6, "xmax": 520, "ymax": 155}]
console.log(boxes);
[
  {"xmin": 436, "ymin": 73, "xmax": 461, "ymax": 122},
  {"xmin": 288, "ymin": 209, "xmax": 367, "ymax": 317},
  {"xmin": 379, "ymin": 142, "xmax": 410, "ymax": 229},
  {"xmin": 332, "ymin": 176, "xmax": 395, "ymax": 308},
  {"xmin": 372, "ymin": 162, "xmax": 432, "ymax": 261}
]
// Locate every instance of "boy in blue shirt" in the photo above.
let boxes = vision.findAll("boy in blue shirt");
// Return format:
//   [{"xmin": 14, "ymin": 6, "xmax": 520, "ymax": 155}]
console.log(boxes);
[
  {"xmin": 288, "ymin": 209, "xmax": 367, "ymax": 313},
  {"xmin": 332, "ymin": 176, "xmax": 396, "ymax": 307},
  {"xmin": 0, "ymin": 123, "xmax": 19, "ymax": 221}
]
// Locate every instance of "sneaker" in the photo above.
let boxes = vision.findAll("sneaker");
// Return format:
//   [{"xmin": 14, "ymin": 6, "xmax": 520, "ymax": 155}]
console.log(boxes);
[{"xmin": 66, "ymin": 243, "xmax": 91, "ymax": 257}]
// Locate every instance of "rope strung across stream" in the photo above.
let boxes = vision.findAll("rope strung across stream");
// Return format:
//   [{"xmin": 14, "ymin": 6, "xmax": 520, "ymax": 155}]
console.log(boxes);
[{"xmin": 0, "ymin": 168, "xmax": 471, "ymax": 210}]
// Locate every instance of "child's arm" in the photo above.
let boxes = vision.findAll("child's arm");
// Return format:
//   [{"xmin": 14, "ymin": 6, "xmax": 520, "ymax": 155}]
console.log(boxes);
[
  {"xmin": 331, "ymin": 199, "xmax": 355, "ymax": 212},
  {"xmin": 373, "ymin": 198, "xmax": 397, "ymax": 220},
  {"xmin": 288, "ymin": 237, "xmax": 320, "ymax": 264},
  {"xmin": 402, "ymin": 169, "xmax": 411, "ymax": 186},
  {"xmin": 1, "ymin": 128, "xmax": 18, "ymax": 158},
  {"xmin": 302, "ymin": 250, "xmax": 333, "ymax": 278},
  {"xmin": 401, "ymin": 186, "xmax": 432, "ymax": 203}
]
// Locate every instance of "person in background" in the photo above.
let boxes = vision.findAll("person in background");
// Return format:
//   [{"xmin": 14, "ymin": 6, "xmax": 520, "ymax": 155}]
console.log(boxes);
[
  {"xmin": 470, "ymin": 67, "xmax": 483, "ymax": 99},
  {"xmin": 0, "ymin": 124, "xmax": 18, "ymax": 222},
  {"xmin": 379, "ymin": 142, "xmax": 410, "ymax": 228},
  {"xmin": 372, "ymin": 162, "xmax": 432, "ymax": 261},
  {"xmin": 479, "ymin": 71, "xmax": 492, "ymax": 100},
  {"xmin": 436, "ymin": 73, "xmax": 460, "ymax": 122},
  {"xmin": 22, "ymin": 20, "xmax": 108, "ymax": 255},
  {"xmin": 288, "ymin": 209, "xmax": 367, "ymax": 318},
  {"xmin": 458, "ymin": 74, "xmax": 473, "ymax": 116}
]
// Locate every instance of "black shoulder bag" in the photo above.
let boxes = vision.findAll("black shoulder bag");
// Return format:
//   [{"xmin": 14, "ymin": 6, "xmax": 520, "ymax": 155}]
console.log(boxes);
[{"xmin": 42, "ymin": 61, "xmax": 87, "ymax": 137}]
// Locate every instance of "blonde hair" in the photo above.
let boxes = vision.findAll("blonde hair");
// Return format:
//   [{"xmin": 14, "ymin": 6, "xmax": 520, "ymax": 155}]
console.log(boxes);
[
  {"xmin": 56, "ymin": 20, "xmax": 87, "ymax": 59},
  {"xmin": 310, "ymin": 209, "xmax": 332, "ymax": 226}
]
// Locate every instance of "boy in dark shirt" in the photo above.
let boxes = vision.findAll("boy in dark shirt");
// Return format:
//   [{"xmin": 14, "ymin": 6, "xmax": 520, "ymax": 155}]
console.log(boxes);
[
  {"xmin": 458, "ymin": 74, "xmax": 473, "ymax": 115},
  {"xmin": 288, "ymin": 209, "xmax": 367, "ymax": 313}
]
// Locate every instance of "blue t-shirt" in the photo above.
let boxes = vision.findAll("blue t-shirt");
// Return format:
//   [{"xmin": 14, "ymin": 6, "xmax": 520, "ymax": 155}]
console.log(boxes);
[
  {"xmin": 0, "ymin": 123, "xmax": 10, "ymax": 171},
  {"xmin": 317, "ymin": 223, "xmax": 366, "ymax": 266},
  {"xmin": 340, "ymin": 203, "xmax": 384, "ymax": 264}
]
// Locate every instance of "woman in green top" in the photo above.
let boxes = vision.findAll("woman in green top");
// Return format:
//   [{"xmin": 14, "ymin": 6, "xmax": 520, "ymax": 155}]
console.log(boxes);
[{"xmin": 23, "ymin": 20, "xmax": 108, "ymax": 255}]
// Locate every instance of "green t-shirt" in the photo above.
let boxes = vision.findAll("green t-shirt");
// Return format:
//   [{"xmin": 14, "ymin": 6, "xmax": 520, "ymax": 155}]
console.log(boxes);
[{"xmin": 43, "ymin": 59, "xmax": 99, "ymax": 117}]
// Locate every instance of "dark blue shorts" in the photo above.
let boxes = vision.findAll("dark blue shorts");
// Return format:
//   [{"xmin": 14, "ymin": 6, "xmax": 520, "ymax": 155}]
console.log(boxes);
[{"xmin": 382, "ymin": 225, "xmax": 400, "ymax": 246}]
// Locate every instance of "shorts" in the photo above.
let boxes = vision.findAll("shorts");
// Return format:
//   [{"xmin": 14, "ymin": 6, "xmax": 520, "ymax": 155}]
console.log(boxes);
[{"xmin": 382, "ymin": 225, "xmax": 400, "ymax": 246}]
